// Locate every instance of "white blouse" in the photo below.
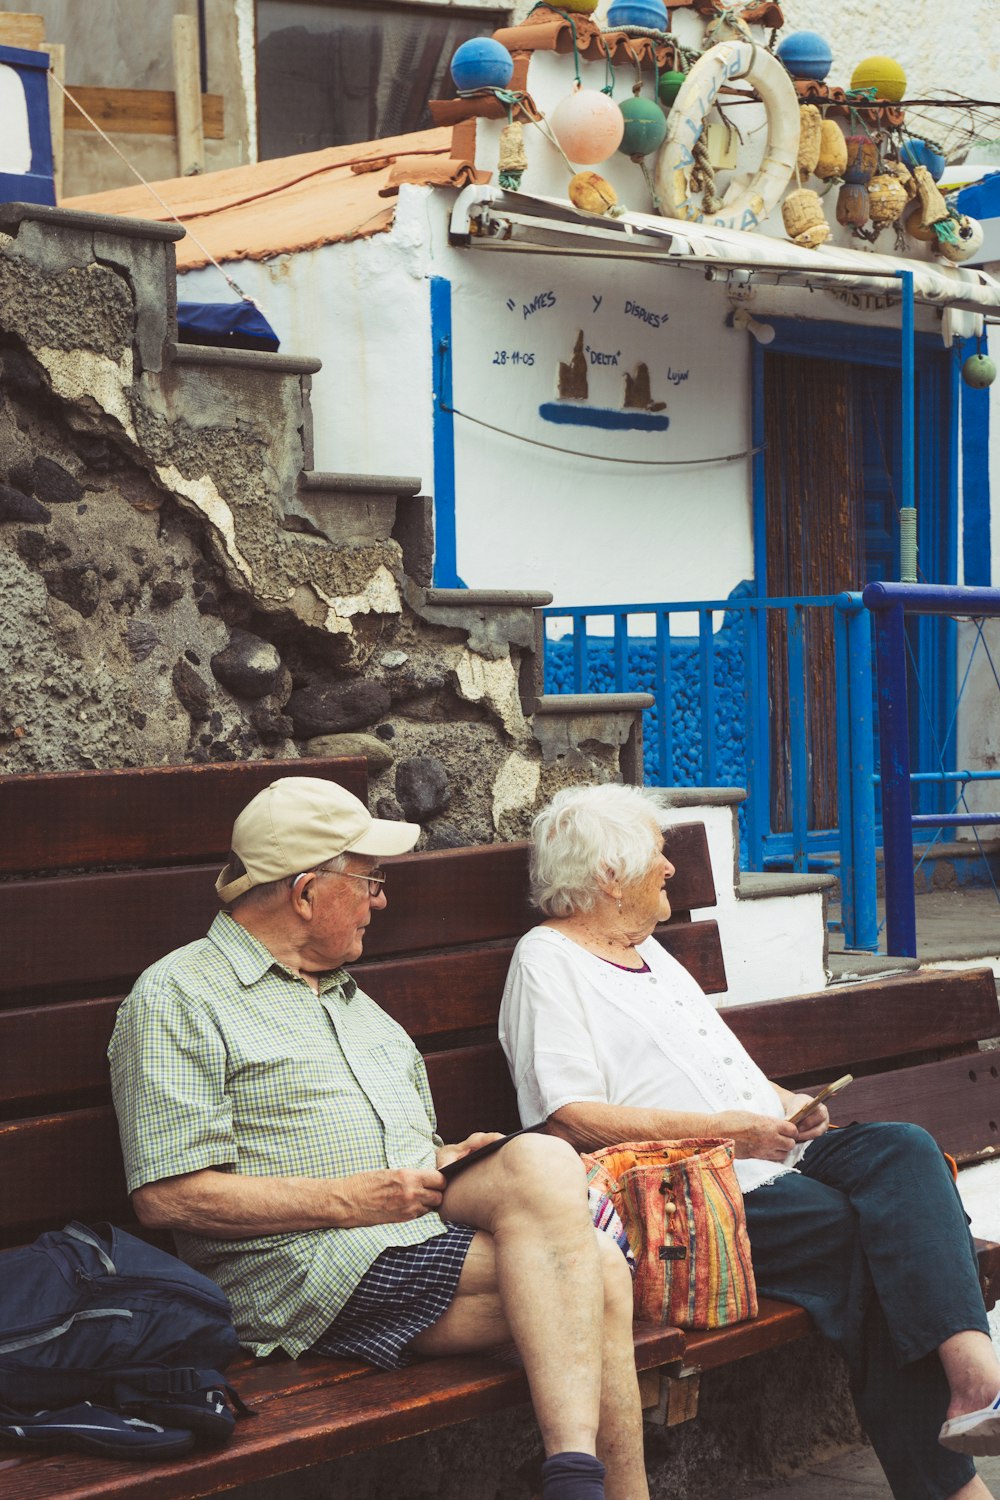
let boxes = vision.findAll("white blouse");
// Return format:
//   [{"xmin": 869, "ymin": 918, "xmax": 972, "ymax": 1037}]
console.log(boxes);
[{"xmin": 498, "ymin": 926, "xmax": 805, "ymax": 1193}]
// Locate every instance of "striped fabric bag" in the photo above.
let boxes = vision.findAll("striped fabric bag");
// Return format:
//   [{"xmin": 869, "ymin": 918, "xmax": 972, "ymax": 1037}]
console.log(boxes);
[{"xmin": 581, "ymin": 1139, "xmax": 757, "ymax": 1330}]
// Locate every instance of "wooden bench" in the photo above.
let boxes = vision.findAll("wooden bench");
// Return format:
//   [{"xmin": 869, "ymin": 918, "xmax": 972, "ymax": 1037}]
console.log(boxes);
[{"xmin": 1, "ymin": 758, "xmax": 999, "ymax": 1497}]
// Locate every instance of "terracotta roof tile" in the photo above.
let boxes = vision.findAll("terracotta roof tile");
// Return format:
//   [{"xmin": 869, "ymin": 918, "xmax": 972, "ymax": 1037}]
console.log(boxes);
[
  {"xmin": 380, "ymin": 155, "xmax": 490, "ymax": 196},
  {"xmin": 793, "ymin": 79, "xmax": 904, "ymax": 128},
  {"xmin": 63, "ymin": 128, "xmax": 461, "ymax": 271}
]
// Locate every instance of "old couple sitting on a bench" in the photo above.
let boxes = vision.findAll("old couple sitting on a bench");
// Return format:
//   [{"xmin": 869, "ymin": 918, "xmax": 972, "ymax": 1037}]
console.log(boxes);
[{"xmin": 110, "ymin": 776, "xmax": 1000, "ymax": 1500}]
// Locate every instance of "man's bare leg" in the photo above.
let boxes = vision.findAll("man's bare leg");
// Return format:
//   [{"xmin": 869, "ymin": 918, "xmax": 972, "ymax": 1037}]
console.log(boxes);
[{"xmin": 410, "ymin": 1133, "xmax": 648, "ymax": 1498}]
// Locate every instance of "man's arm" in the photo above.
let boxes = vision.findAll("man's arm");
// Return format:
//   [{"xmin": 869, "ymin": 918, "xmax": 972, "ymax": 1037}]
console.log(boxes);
[
  {"xmin": 547, "ymin": 1098, "xmax": 805, "ymax": 1161},
  {"xmin": 133, "ymin": 1163, "xmax": 447, "ymax": 1238}
]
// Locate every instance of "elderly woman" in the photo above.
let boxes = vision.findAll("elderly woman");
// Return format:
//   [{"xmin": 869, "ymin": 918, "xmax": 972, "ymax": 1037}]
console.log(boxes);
[{"xmin": 499, "ymin": 782, "xmax": 1000, "ymax": 1500}]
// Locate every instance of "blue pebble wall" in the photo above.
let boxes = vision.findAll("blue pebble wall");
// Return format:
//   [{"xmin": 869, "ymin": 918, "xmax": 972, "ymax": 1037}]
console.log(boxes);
[{"xmin": 543, "ymin": 587, "xmax": 750, "ymax": 860}]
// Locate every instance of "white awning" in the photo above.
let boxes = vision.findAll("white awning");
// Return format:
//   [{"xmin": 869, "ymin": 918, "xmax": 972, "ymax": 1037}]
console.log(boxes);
[{"xmin": 449, "ymin": 186, "xmax": 1000, "ymax": 318}]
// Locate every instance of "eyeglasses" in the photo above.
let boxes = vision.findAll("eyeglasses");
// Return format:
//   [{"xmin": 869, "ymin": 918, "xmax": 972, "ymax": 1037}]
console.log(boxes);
[
  {"xmin": 295, "ymin": 867, "xmax": 387, "ymax": 896},
  {"xmin": 337, "ymin": 867, "xmax": 386, "ymax": 895},
  {"xmin": 320, "ymin": 867, "xmax": 386, "ymax": 896}
]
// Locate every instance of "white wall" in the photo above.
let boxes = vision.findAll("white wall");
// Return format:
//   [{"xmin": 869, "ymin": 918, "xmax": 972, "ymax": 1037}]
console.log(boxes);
[
  {"xmin": 436, "ymin": 232, "xmax": 753, "ymax": 605},
  {"xmin": 179, "ymin": 195, "xmax": 436, "ymax": 485}
]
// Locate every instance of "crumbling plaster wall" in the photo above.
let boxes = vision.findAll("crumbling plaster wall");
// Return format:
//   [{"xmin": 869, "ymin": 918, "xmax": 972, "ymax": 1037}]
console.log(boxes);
[{"xmin": 0, "ymin": 206, "xmax": 626, "ymax": 843}]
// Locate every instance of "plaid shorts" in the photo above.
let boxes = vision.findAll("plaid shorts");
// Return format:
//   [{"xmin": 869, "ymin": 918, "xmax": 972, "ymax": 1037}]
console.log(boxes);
[{"xmin": 310, "ymin": 1223, "xmax": 477, "ymax": 1370}]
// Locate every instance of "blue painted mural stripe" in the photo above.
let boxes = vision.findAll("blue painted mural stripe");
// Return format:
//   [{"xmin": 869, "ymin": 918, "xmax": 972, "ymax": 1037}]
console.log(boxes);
[{"xmin": 538, "ymin": 402, "xmax": 669, "ymax": 432}]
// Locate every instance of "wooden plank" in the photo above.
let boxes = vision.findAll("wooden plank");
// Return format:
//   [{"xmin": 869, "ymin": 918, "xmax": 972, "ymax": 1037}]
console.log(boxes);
[
  {"xmin": 0, "ymin": 997, "xmax": 118, "ymax": 1114},
  {"xmin": 0, "ymin": 13, "xmax": 45, "ymax": 49},
  {"xmin": 426, "ymin": 1043, "xmax": 522, "ymax": 1142},
  {"xmin": 47, "ymin": 41, "xmax": 64, "ymax": 201},
  {"xmin": 0, "ymin": 859, "xmax": 724, "ymax": 1012},
  {"xmin": 0, "ymin": 865, "xmax": 221, "ymax": 1007},
  {"xmin": 662, "ymin": 821, "xmax": 717, "ymax": 910},
  {"xmin": 363, "ymin": 826, "xmax": 715, "ymax": 961},
  {"xmin": 172, "ymin": 14, "xmax": 204, "ymax": 175},
  {"xmin": 826, "ymin": 1051, "xmax": 1000, "ymax": 1161},
  {"xmin": 62, "ymin": 85, "xmax": 225, "ymax": 138},
  {"xmin": 726, "ymin": 968, "xmax": 1000, "ymax": 1081},
  {"xmin": 0, "ymin": 1325, "xmax": 686, "ymax": 1500},
  {"xmin": 0, "ymin": 758, "xmax": 368, "ymax": 875},
  {"xmin": 0, "ymin": 914, "xmax": 725, "ymax": 1113},
  {"xmin": 0, "ymin": 1109, "xmax": 129, "ymax": 1245},
  {"xmin": 682, "ymin": 1297, "xmax": 813, "ymax": 1373}
]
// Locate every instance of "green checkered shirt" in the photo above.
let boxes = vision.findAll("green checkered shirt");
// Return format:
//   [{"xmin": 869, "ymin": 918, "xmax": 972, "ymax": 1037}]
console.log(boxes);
[{"xmin": 108, "ymin": 912, "xmax": 448, "ymax": 1358}]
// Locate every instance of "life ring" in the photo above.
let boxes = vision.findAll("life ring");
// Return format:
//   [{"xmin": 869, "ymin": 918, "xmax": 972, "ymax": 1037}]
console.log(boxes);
[{"xmin": 653, "ymin": 40, "xmax": 799, "ymax": 232}]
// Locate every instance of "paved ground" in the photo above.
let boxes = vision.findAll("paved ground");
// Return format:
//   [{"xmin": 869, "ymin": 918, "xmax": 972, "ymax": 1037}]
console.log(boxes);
[
  {"xmin": 743, "ymin": 1443, "xmax": 1000, "ymax": 1497},
  {"xmin": 828, "ymin": 884, "xmax": 1000, "ymax": 970}
]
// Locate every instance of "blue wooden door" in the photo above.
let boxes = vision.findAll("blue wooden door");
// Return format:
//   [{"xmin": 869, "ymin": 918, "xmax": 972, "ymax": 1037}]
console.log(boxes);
[{"xmin": 754, "ymin": 323, "xmax": 957, "ymax": 850}]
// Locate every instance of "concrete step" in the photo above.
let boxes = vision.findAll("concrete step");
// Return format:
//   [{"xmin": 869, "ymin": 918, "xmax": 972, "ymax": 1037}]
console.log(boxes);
[
  {"xmin": 655, "ymin": 793, "xmax": 830, "ymax": 1006},
  {"xmin": 738, "ymin": 871, "xmax": 836, "ymax": 901},
  {"xmin": 826, "ymin": 952, "xmax": 921, "ymax": 983},
  {"xmin": 168, "ymin": 342, "xmax": 322, "ymax": 375},
  {"xmin": 283, "ymin": 470, "xmax": 428, "ymax": 560}
]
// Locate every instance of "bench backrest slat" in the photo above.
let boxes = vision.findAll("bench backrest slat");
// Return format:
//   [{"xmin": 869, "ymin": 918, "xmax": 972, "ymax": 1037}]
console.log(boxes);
[
  {"xmin": 726, "ymin": 970, "xmax": 1000, "ymax": 1079},
  {"xmin": 0, "ymin": 925, "xmax": 727, "ymax": 1115},
  {"xmin": 0, "ymin": 822, "xmax": 720, "ymax": 1008},
  {"xmin": 826, "ymin": 1051, "xmax": 1000, "ymax": 1158},
  {"xmin": 4, "ymin": 1038, "xmax": 997, "ymax": 1249},
  {"xmin": 0, "ymin": 761, "xmax": 368, "ymax": 875}
]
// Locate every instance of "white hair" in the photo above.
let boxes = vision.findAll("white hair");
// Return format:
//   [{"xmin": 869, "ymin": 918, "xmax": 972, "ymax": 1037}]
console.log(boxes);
[{"xmin": 529, "ymin": 784, "xmax": 668, "ymax": 917}]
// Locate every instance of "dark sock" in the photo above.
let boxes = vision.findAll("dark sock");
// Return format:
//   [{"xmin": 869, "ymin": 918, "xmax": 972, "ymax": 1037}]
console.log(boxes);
[{"xmin": 540, "ymin": 1451, "xmax": 606, "ymax": 1500}]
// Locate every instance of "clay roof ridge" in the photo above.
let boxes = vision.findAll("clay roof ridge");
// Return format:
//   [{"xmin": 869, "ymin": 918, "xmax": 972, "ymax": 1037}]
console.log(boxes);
[{"xmin": 168, "ymin": 145, "xmax": 453, "ymax": 224}]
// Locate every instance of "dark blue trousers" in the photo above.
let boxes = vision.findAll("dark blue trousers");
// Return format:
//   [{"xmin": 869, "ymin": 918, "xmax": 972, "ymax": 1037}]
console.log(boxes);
[{"xmin": 743, "ymin": 1123, "xmax": 989, "ymax": 1500}]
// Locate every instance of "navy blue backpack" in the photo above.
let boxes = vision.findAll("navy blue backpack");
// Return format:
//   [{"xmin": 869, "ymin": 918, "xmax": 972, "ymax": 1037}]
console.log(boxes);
[{"xmin": 0, "ymin": 1222, "xmax": 246, "ymax": 1460}]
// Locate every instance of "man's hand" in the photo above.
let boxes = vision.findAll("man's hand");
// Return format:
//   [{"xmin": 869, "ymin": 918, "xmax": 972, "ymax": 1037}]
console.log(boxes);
[
  {"xmin": 783, "ymin": 1095, "xmax": 831, "ymax": 1141},
  {"xmin": 436, "ymin": 1131, "xmax": 505, "ymax": 1173},
  {"xmin": 339, "ymin": 1167, "xmax": 447, "ymax": 1226},
  {"xmin": 712, "ymin": 1110, "xmax": 801, "ymax": 1161}
]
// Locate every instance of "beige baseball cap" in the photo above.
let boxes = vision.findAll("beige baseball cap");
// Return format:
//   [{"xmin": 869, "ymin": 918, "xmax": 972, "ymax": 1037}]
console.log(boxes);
[{"xmin": 216, "ymin": 776, "xmax": 419, "ymax": 904}]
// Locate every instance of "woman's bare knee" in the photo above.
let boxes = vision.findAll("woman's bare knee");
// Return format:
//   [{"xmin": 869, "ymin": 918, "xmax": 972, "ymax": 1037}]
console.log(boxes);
[{"xmin": 596, "ymin": 1230, "xmax": 634, "ymax": 1323}]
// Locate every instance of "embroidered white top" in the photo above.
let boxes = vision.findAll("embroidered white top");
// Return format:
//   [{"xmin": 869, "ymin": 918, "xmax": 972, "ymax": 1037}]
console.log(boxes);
[{"xmin": 498, "ymin": 925, "xmax": 806, "ymax": 1193}]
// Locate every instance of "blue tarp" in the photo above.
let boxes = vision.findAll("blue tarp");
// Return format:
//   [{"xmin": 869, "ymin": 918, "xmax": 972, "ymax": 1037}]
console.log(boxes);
[
  {"xmin": 956, "ymin": 172, "xmax": 1000, "ymax": 221},
  {"xmin": 176, "ymin": 301, "xmax": 280, "ymax": 352}
]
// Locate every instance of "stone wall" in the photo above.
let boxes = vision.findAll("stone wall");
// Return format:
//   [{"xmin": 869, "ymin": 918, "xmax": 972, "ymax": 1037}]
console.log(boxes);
[{"xmin": 0, "ymin": 204, "xmax": 639, "ymax": 843}]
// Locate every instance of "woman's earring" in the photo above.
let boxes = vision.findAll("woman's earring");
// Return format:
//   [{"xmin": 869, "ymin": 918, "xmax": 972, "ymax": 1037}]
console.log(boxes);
[{"xmin": 617, "ymin": 896, "xmax": 623, "ymax": 915}]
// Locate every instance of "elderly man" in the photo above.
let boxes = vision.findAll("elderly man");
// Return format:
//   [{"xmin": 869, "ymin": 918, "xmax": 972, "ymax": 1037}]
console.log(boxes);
[{"xmin": 109, "ymin": 777, "xmax": 646, "ymax": 1500}]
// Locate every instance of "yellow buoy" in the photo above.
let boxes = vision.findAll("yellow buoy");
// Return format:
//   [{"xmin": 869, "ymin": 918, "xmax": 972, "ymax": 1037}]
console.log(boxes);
[
  {"xmin": 782, "ymin": 186, "xmax": 831, "ymax": 248},
  {"xmin": 569, "ymin": 171, "xmax": 618, "ymax": 215},
  {"xmin": 815, "ymin": 119, "xmax": 848, "ymax": 181},
  {"xmin": 557, "ymin": 0, "xmax": 600, "ymax": 12},
  {"xmin": 850, "ymin": 55, "xmax": 907, "ymax": 103},
  {"xmin": 797, "ymin": 104, "xmax": 822, "ymax": 178}
]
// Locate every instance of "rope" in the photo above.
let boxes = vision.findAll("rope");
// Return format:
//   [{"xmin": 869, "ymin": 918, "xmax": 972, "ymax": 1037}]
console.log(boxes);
[
  {"xmin": 444, "ymin": 402, "xmax": 763, "ymax": 465},
  {"xmin": 51, "ymin": 70, "xmax": 265, "ymax": 314},
  {"xmin": 690, "ymin": 132, "xmax": 722, "ymax": 214}
]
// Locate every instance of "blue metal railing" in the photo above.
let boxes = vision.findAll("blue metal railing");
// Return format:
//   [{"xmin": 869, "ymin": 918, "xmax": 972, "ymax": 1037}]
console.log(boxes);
[
  {"xmin": 863, "ymin": 581, "xmax": 1000, "ymax": 957},
  {"xmin": 541, "ymin": 592, "xmax": 879, "ymax": 950}
]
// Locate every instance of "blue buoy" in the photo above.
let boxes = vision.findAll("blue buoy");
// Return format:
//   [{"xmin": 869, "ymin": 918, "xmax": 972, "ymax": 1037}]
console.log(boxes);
[
  {"xmin": 607, "ymin": 0, "xmax": 668, "ymax": 29},
  {"xmin": 776, "ymin": 30, "xmax": 833, "ymax": 82},
  {"xmin": 900, "ymin": 137, "xmax": 946, "ymax": 182},
  {"xmin": 449, "ymin": 37, "xmax": 514, "ymax": 93}
]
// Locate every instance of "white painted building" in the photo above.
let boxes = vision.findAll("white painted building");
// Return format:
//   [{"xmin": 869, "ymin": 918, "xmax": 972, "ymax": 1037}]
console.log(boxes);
[{"xmin": 70, "ymin": 0, "xmax": 1000, "ymax": 880}]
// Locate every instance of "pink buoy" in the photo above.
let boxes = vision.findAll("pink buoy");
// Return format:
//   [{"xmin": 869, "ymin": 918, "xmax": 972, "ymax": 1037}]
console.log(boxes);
[{"xmin": 550, "ymin": 88, "xmax": 625, "ymax": 165}]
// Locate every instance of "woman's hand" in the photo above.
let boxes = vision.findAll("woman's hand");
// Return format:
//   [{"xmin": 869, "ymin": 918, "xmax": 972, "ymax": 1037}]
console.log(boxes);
[
  {"xmin": 783, "ymin": 1095, "xmax": 831, "ymax": 1141},
  {"xmin": 712, "ymin": 1110, "xmax": 801, "ymax": 1161},
  {"xmin": 436, "ymin": 1132, "xmax": 505, "ymax": 1172}
]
